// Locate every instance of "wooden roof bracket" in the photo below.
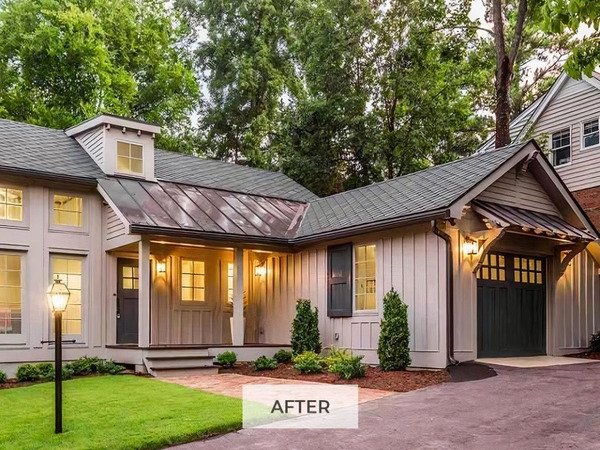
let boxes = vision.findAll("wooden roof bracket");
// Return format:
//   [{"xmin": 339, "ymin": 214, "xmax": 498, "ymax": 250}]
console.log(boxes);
[
  {"xmin": 555, "ymin": 242, "xmax": 589, "ymax": 279},
  {"xmin": 472, "ymin": 227, "xmax": 506, "ymax": 274}
]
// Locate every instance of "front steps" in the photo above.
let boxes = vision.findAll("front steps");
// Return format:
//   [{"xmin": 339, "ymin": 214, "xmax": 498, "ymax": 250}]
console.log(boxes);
[{"xmin": 143, "ymin": 348, "xmax": 218, "ymax": 377}]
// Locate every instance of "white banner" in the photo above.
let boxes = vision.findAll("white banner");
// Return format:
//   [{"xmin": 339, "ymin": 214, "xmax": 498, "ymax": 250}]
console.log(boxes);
[{"xmin": 243, "ymin": 384, "xmax": 359, "ymax": 429}]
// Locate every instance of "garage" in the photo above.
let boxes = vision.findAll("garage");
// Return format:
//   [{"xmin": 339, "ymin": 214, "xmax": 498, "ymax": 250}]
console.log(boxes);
[{"xmin": 477, "ymin": 253, "xmax": 546, "ymax": 358}]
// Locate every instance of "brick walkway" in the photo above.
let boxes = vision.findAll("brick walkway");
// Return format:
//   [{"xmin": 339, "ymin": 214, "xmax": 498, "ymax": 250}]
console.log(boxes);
[{"xmin": 163, "ymin": 373, "xmax": 393, "ymax": 404}]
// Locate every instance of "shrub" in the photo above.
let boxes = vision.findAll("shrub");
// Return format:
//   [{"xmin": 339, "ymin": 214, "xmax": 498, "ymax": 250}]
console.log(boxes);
[
  {"xmin": 0, "ymin": 370, "xmax": 6, "ymax": 383},
  {"xmin": 273, "ymin": 349, "xmax": 293, "ymax": 364},
  {"xmin": 329, "ymin": 355, "xmax": 366, "ymax": 380},
  {"xmin": 293, "ymin": 351, "xmax": 324, "ymax": 374},
  {"xmin": 65, "ymin": 357, "xmax": 124, "ymax": 376},
  {"xmin": 591, "ymin": 331, "xmax": 600, "ymax": 352},
  {"xmin": 215, "ymin": 351, "xmax": 237, "ymax": 368},
  {"xmin": 16, "ymin": 364, "xmax": 41, "ymax": 382},
  {"xmin": 98, "ymin": 360, "xmax": 126, "ymax": 375},
  {"xmin": 323, "ymin": 347, "xmax": 351, "ymax": 368},
  {"xmin": 36, "ymin": 362, "xmax": 55, "ymax": 381},
  {"xmin": 253, "ymin": 356, "xmax": 278, "ymax": 371},
  {"xmin": 291, "ymin": 299, "xmax": 321, "ymax": 355},
  {"xmin": 377, "ymin": 288, "xmax": 411, "ymax": 371}
]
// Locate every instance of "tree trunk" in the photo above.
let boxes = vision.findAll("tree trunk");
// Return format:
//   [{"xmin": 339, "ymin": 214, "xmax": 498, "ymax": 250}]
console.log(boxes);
[{"xmin": 495, "ymin": 56, "xmax": 512, "ymax": 148}]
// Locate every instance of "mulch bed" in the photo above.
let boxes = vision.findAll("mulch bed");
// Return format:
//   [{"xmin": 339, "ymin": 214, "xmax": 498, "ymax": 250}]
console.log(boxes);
[
  {"xmin": 566, "ymin": 351, "xmax": 600, "ymax": 360},
  {"xmin": 220, "ymin": 362, "xmax": 449, "ymax": 392}
]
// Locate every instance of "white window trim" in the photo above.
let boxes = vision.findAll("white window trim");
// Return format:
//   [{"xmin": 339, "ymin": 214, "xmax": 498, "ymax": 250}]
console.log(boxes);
[
  {"xmin": 353, "ymin": 242, "xmax": 378, "ymax": 315},
  {"xmin": 177, "ymin": 256, "xmax": 212, "ymax": 309},
  {"xmin": 49, "ymin": 253, "xmax": 87, "ymax": 344},
  {"xmin": 581, "ymin": 117, "xmax": 600, "ymax": 151},
  {"xmin": 0, "ymin": 250, "xmax": 27, "ymax": 345},
  {"xmin": 0, "ymin": 183, "xmax": 29, "ymax": 230},
  {"xmin": 48, "ymin": 190, "xmax": 89, "ymax": 234},
  {"xmin": 548, "ymin": 127, "xmax": 572, "ymax": 167},
  {"xmin": 115, "ymin": 139, "xmax": 145, "ymax": 177}
]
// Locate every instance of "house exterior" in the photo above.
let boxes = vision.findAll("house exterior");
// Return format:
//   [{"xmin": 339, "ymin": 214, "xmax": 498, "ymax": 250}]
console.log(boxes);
[{"xmin": 0, "ymin": 111, "xmax": 598, "ymax": 377}]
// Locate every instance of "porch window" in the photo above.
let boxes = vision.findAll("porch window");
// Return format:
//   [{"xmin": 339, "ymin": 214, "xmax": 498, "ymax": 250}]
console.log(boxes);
[
  {"xmin": 51, "ymin": 256, "xmax": 83, "ymax": 335},
  {"xmin": 551, "ymin": 129, "xmax": 571, "ymax": 166},
  {"xmin": 354, "ymin": 244, "xmax": 376, "ymax": 311},
  {"xmin": 53, "ymin": 194, "xmax": 83, "ymax": 227},
  {"xmin": 116, "ymin": 141, "xmax": 144, "ymax": 175},
  {"xmin": 0, "ymin": 186, "xmax": 23, "ymax": 221},
  {"xmin": 226, "ymin": 262, "xmax": 234, "ymax": 304},
  {"xmin": 583, "ymin": 119, "xmax": 600, "ymax": 148},
  {"xmin": 0, "ymin": 254, "xmax": 21, "ymax": 335},
  {"xmin": 181, "ymin": 259, "xmax": 205, "ymax": 302}
]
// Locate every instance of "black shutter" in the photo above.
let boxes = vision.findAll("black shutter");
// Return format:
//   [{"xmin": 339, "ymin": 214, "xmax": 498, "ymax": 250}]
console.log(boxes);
[{"xmin": 327, "ymin": 244, "xmax": 353, "ymax": 317}]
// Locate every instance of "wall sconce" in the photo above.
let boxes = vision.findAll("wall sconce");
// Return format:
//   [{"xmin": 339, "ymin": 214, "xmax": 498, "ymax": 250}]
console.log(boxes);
[
  {"xmin": 156, "ymin": 260, "xmax": 166, "ymax": 274},
  {"xmin": 254, "ymin": 262, "xmax": 266, "ymax": 277},
  {"xmin": 463, "ymin": 238, "xmax": 479, "ymax": 256}
]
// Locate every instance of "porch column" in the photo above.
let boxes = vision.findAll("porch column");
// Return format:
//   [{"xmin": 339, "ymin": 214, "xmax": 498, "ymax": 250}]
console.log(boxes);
[
  {"xmin": 232, "ymin": 246, "xmax": 245, "ymax": 346},
  {"xmin": 138, "ymin": 240, "xmax": 151, "ymax": 348}
]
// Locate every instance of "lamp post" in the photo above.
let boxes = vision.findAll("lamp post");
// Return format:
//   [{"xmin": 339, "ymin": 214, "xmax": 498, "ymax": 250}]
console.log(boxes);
[{"xmin": 47, "ymin": 276, "xmax": 71, "ymax": 434}]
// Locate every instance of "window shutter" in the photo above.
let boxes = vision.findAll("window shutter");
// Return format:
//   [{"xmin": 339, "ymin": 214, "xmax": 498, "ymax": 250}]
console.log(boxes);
[{"xmin": 327, "ymin": 244, "xmax": 353, "ymax": 317}]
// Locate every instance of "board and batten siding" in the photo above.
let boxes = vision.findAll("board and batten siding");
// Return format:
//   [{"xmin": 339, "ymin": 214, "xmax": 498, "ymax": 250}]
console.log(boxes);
[
  {"xmin": 74, "ymin": 125, "xmax": 104, "ymax": 168},
  {"xmin": 258, "ymin": 225, "xmax": 448, "ymax": 368},
  {"xmin": 533, "ymin": 77, "xmax": 600, "ymax": 192},
  {"xmin": 475, "ymin": 167, "xmax": 560, "ymax": 216}
]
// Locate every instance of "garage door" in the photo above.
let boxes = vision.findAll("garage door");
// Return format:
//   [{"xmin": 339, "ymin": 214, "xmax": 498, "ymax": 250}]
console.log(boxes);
[{"xmin": 477, "ymin": 253, "xmax": 546, "ymax": 358}]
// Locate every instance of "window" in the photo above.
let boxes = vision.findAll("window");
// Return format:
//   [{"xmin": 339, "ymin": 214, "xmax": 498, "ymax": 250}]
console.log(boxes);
[
  {"xmin": 226, "ymin": 262, "xmax": 234, "ymax": 305},
  {"xmin": 181, "ymin": 259, "xmax": 205, "ymax": 302},
  {"xmin": 53, "ymin": 194, "xmax": 83, "ymax": 227},
  {"xmin": 0, "ymin": 254, "xmax": 21, "ymax": 335},
  {"xmin": 514, "ymin": 257, "xmax": 544, "ymax": 285},
  {"xmin": 583, "ymin": 119, "xmax": 600, "ymax": 148},
  {"xmin": 0, "ymin": 186, "xmax": 22, "ymax": 221},
  {"xmin": 551, "ymin": 129, "xmax": 571, "ymax": 166},
  {"xmin": 477, "ymin": 253, "xmax": 506, "ymax": 281},
  {"xmin": 354, "ymin": 244, "xmax": 376, "ymax": 311},
  {"xmin": 51, "ymin": 257, "xmax": 83, "ymax": 335},
  {"xmin": 116, "ymin": 141, "xmax": 143, "ymax": 175},
  {"xmin": 122, "ymin": 265, "xmax": 139, "ymax": 290}
]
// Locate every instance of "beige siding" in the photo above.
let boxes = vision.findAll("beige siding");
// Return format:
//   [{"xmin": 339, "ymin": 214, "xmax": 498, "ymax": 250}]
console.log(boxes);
[
  {"xmin": 534, "ymin": 77, "xmax": 600, "ymax": 191},
  {"xmin": 476, "ymin": 167, "xmax": 560, "ymax": 216},
  {"xmin": 74, "ymin": 126, "xmax": 104, "ymax": 167},
  {"xmin": 104, "ymin": 205, "xmax": 127, "ymax": 240}
]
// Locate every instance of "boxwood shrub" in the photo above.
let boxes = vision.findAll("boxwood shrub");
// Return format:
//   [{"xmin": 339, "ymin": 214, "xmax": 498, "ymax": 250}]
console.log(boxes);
[
  {"xmin": 0, "ymin": 370, "xmax": 6, "ymax": 384},
  {"xmin": 273, "ymin": 349, "xmax": 293, "ymax": 364},
  {"xmin": 377, "ymin": 288, "xmax": 411, "ymax": 371},
  {"xmin": 253, "ymin": 356, "xmax": 278, "ymax": 371},
  {"xmin": 215, "ymin": 351, "xmax": 237, "ymax": 368},
  {"xmin": 293, "ymin": 351, "xmax": 324, "ymax": 374},
  {"xmin": 16, "ymin": 364, "xmax": 41, "ymax": 382}
]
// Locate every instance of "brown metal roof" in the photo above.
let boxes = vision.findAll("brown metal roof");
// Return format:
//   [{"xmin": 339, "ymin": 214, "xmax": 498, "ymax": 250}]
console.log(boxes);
[
  {"xmin": 98, "ymin": 178, "xmax": 307, "ymax": 244},
  {"xmin": 471, "ymin": 200, "xmax": 596, "ymax": 241}
]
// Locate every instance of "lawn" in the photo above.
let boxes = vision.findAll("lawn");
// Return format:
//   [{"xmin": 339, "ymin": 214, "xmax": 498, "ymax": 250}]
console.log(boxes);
[{"xmin": 0, "ymin": 375, "xmax": 242, "ymax": 450}]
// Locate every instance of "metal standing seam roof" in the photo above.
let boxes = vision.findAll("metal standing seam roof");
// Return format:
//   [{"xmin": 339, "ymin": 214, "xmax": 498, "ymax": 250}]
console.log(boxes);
[
  {"xmin": 98, "ymin": 177, "xmax": 307, "ymax": 242},
  {"xmin": 471, "ymin": 200, "xmax": 596, "ymax": 241}
]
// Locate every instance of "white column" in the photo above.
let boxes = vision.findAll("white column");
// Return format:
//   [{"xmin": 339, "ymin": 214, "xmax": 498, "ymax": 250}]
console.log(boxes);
[
  {"xmin": 138, "ymin": 240, "xmax": 151, "ymax": 348},
  {"xmin": 232, "ymin": 247, "xmax": 245, "ymax": 346}
]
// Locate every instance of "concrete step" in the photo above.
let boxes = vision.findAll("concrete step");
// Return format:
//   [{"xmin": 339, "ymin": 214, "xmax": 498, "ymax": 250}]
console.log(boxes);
[
  {"xmin": 144, "ymin": 348, "xmax": 210, "ymax": 358},
  {"xmin": 152, "ymin": 366, "xmax": 219, "ymax": 378},
  {"xmin": 145, "ymin": 355, "xmax": 215, "ymax": 370}
]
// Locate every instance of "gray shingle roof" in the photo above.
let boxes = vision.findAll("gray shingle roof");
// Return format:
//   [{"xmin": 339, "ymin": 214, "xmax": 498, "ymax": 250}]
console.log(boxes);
[
  {"xmin": 154, "ymin": 149, "xmax": 318, "ymax": 202},
  {"xmin": 0, "ymin": 118, "xmax": 104, "ymax": 181},
  {"xmin": 297, "ymin": 142, "xmax": 526, "ymax": 237}
]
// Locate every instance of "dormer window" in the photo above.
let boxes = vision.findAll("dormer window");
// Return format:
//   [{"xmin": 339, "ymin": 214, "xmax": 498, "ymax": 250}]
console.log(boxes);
[
  {"xmin": 583, "ymin": 119, "xmax": 600, "ymax": 148},
  {"xmin": 117, "ymin": 141, "xmax": 143, "ymax": 175}
]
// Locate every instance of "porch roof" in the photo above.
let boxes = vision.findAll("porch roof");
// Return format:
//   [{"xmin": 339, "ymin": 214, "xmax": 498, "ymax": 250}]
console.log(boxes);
[
  {"xmin": 98, "ymin": 177, "xmax": 307, "ymax": 243},
  {"xmin": 471, "ymin": 200, "xmax": 596, "ymax": 242}
]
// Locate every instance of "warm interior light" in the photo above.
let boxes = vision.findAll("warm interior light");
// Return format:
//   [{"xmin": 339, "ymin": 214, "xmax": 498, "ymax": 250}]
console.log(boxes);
[
  {"xmin": 255, "ymin": 262, "xmax": 266, "ymax": 277},
  {"xmin": 464, "ymin": 239, "xmax": 479, "ymax": 256},
  {"xmin": 47, "ymin": 276, "xmax": 71, "ymax": 313},
  {"xmin": 156, "ymin": 260, "xmax": 166, "ymax": 274}
]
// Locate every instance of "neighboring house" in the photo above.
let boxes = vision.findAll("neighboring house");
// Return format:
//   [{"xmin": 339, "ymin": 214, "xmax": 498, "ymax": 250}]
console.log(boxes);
[{"xmin": 0, "ymin": 114, "xmax": 597, "ymax": 377}]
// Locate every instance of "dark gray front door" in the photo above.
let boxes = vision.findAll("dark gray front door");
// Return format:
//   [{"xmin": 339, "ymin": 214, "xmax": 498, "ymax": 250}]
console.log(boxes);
[
  {"xmin": 477, "ymin": 253, "xmax": 546, "ymax": 358},
  {"xmin": 117, "ymin": 258, "xmax": 139, "ymax": 344}
]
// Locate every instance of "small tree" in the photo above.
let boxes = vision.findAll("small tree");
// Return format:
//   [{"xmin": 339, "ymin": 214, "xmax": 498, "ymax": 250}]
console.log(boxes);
[
  {"xmin": 378, "ymin": 288, "xmax": 411, "ymax": 371},
  {"xmin": 291, "ymin": 299, "xmax": 321, "ymax": 355}
]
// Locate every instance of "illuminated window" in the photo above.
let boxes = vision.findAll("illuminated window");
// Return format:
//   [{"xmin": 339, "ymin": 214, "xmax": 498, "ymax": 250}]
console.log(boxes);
[
  {"xmin": 0, "ymin": 254, "xmax": 21, "ymax": 335},
  {"xmin": 51, "ymin": 257, "xmax": 83, "ymax": 335},
  {"xmin": 181, "ymin": 259, "xmax": 205, "ymax": 302},
  {"xmin": 116, "ymin": 141, "xmax": 143, "ymax": 175},
  {"xmin": 0, "ymin": 187, "xmax": 22, "ymax": 221},
  {"xmin": 477, "ymin": 253, "xmax": 506, "ymax": 281},
  {"xmin": 355, "ymin": 244, "xmax": 376, "ymax": 311},
  {"xmin": 53, "ymin": 194, "xmax": 83, "ymax": 227},
  {"xmin": 514, "ymin": 257, "xmax": 544, "ymax": 285},
  {"xmin": 122, "ymin": 265, "xmax": 139, "ymax": 290},
  {"xmin": 227, "ymin": 262, "xmax": 234, "ymax": 305}
]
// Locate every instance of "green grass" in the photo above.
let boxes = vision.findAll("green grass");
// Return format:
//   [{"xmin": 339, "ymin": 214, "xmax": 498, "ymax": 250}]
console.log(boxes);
[{"xmin": 0, "ymin": 375, "xmax": 242, "ymax": 450}]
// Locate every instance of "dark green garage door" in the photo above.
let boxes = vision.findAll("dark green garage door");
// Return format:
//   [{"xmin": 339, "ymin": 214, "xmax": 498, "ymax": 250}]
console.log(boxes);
[{"xmin": 477, "ymin": 253, "xmax": 546, "ymax": 358}]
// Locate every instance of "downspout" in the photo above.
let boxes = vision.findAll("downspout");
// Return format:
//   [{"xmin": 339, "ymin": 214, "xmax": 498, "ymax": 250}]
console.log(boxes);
[{"xmin": 432, "ymin": 220, "xmax": 459, "ymax": 366}]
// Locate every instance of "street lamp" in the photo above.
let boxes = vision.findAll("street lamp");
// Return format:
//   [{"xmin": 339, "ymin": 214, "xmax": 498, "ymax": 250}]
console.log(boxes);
[{"xmin": 47, "ymin": 276, "xmax": 70, "ymax": 434}]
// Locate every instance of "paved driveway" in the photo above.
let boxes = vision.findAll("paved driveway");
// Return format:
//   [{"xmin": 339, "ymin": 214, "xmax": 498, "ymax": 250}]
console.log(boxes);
[{"xmin": 177, "ymin": 362, "xmax": 600, "ymax": 450}]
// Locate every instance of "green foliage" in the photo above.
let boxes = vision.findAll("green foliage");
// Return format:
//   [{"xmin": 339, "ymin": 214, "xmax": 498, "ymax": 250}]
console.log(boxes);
[
  {"xmin": 0, "ymin": 370, "xmax": 6, "ymax": 384},
  {"xmin": 590, "ymin": 331, "xmax": 600, "ymax": 353},
  {"xmin": 291, "ymin": 299, "xmax": 321, "ymax": 355},
  {"xmin": 36, "ymin": 363, "xmax": 55, "ymax": 381},
  {"xmin": 215, "ymin": 351, "xmax": 237, "ymax": 368},
  {"xmin": 378, "ymin": 288, "xmax": 411, "ymax": 371},
  {"xmin": 16, "ymin": 364, "xmax": 41, "ymax": 382},
  {"xmin": 273, "ymin": 349, "xmax": 293, "ymax": 364},
  {"xmin": 292, "ymin": 351, "xmax": 324, "ymax": 374},
  {"xmin": 0, "ymin": 0, "xmax": 198, "ymax": 147},
  {"xmin": 253, "ymin": 356, "xmax": 278, "ymax": 371},
  {"xmin": 323, "ymin": 347, "xmax": 365, "ymax": 379},
  {"xmin": 64, "ymin": 357, "xmax": 125, "ymax": 376}
]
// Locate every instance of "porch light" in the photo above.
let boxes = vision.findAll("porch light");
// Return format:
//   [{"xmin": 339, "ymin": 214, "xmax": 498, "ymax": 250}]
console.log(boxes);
[
  {"xmin": 47, "ymin": 276, "xmax": 70, "ymax": 313},
  {"xmin": 156, "ymin": 260, "xmax": 166, "ymax": 274},
  {"xmin": 255, "ymin": 262, "xmax": 266, "ymax": 277},
  {"xmin": 463, "ymin": 238, "xmax": 479, "ymax": 256}
]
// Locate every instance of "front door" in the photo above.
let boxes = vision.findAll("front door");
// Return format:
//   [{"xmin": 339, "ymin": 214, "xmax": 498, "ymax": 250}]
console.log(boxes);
[
  {"xmin": 117, "ymin": 258, "xmax": 139, "ymax": 344},
  {"xmin": 477, "ymin": 253, "xmax": 546, "ymax": 358}
]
